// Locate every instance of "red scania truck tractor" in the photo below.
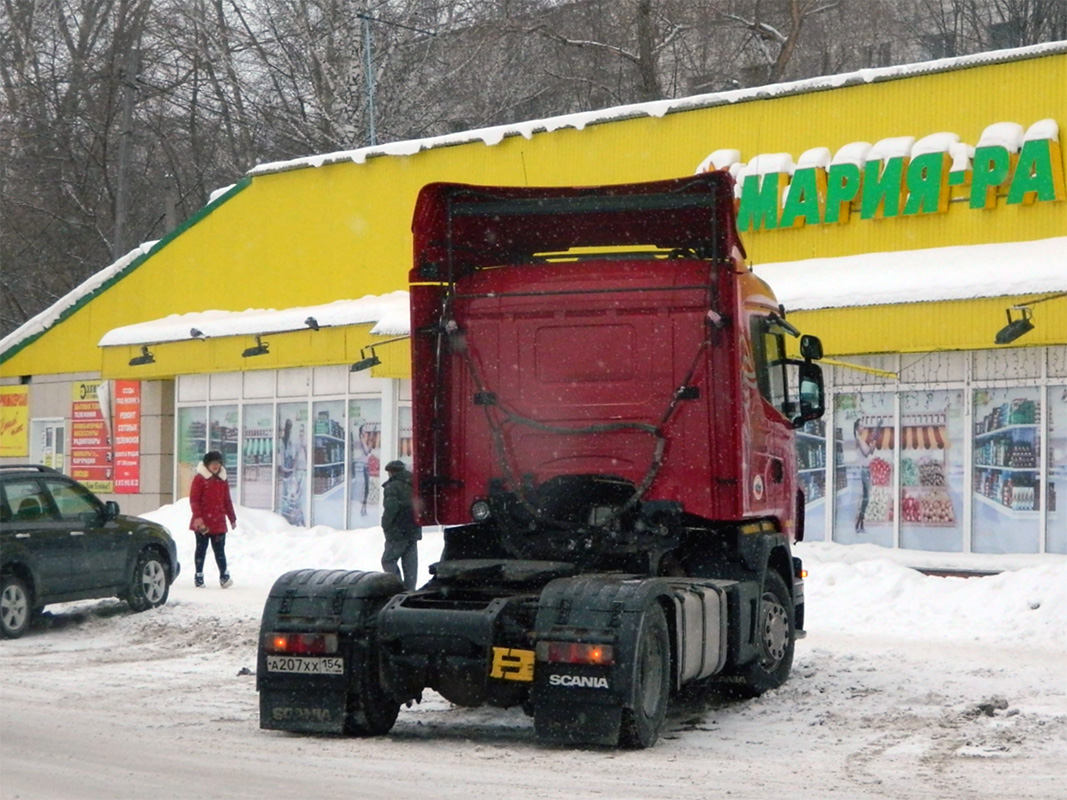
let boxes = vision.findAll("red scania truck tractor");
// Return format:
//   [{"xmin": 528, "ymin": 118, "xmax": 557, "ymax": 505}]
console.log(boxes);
[{"xmin": 257, "ymin": 172, "xmax": 826, "ymax": 748}]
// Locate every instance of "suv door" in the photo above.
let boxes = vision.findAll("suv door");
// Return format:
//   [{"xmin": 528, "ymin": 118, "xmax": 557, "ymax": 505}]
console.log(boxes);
[
  {"xmin": 42, "ymin": 477, "xmax": 129, "ymax": 591},
  {"xmin": 1, "ymin": 477, "xmax": 81, "ymax": 598}
]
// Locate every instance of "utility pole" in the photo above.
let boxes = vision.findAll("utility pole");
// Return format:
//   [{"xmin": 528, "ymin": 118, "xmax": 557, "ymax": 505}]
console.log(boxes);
[
  {"xmin": 355, "ymin": 12, "xmax": 436, "ymax": 149},
  {"xmin": 113, "ymin": 47, "xmax": 140, "ymax": 262}
]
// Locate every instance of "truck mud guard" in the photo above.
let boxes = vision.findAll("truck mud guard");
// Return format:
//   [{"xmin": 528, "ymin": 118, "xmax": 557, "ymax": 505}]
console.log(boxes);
[
  {"xmin": 257, "ymin": 569, "xmax": 403, "ymax": 734},
  {"xmin": 530, "ymin": 574, "xmax": 733, "ymax": 747}
]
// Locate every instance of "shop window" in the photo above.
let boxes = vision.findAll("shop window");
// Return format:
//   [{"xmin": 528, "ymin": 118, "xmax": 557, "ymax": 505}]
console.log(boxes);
[
  {"xmin": 311, "ymin": 399, "xmax": 346, "ymax": 529},
  {"xmin": 833, "ymin": 354, "xmax": 898, "ymax": 388},
  {"xmin": 176, "ymin": 406, "xmax": 207, "ymax": 497},
  {"xmin": 898, "ymin": 390, "xmax": 965, "ymax": 552},
  {"xmin": 241, "ymin": 404, "xmax": 274, "ymax": 509},
  {"xmin": 973, "ymin": 349, "xmax": 1042, "ymax": 382},
  {"xmin": 1046, "ymin": 386, "xmax": 1066, "ymax": 554},
  {"xmin": 833, "ymin": 392, "xmax": 896, "ymax": 549},
  {"xmin": 795, "ymin": 418, "xmax": 827, "ymax": 541},
  {"xmin": 397, "ymin": 405, "xmax": 413, "ymax": 469},
  {"xmin": 29, "ymin": 419, "xmax": 65, "ymax": 471},
  {"xmin": 243, "ymin": 370, "xmax": 275, "ymax": 399},
  {"xmin": 277, "ymin": 368, "xmax": 310, "ymax": 397},
  {"xmin": 209, "ymin": 405, "xmax": 239, "ymax": 491},
  {"xmin": 313, "ymin": 365, "xmax": 347, "ymax": 396},
  {"xmin": 209, "ymin": 372, "xmax": 241, "ymax": 401},
  {"xmin": 178, "ymin": 374, "xmax": 207, "ymax": 403},
  {"xmin": 972, "ymin": 388, "xmax": 1041, "ymax": 554},
  {"xmin": 276, "ymin": 403, "xmax": 309, "ymax": 525},
  {"xmin": 348, "ymin": 399, "xmax": 382, "ymax": 529},
  {"xmin": 899, "ymin": 351, "xmax": 965, "ymax": 385},
  {"xmin": 1049, "ymin": 346, "xmax": 1067, "ymax": 379}
]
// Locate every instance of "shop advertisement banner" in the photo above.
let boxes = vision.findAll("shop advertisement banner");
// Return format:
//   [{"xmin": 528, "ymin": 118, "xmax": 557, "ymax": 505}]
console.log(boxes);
[
  {"xmin": 71, "ymin": 380, "xmax": 113, "ymax": 493},
  {"xmin": 113, "ymin": 380, "xmax": 141, "ymax": 493},
  {"xmin": 0, "ymin": 385, "xmax": 29, "ymax": 457}
]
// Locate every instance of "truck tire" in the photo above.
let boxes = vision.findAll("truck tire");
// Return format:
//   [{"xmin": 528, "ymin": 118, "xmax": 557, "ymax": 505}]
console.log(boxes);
[
  {"xmin": 619, "ymin": 603, "xmax": 670, "ymax": 748},
  {"xmin": 344, "ymin": 653, "xmax": 400, "ymax": 736},
  {"xmin": 735, "ymin": 570, "xmax": 794, "ymax": 697}
]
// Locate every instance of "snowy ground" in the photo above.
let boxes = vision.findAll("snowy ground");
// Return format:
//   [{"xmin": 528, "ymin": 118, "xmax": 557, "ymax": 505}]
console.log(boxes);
[{"xmin": 2, "ymin": 502, "xmax": 1065, "ymax": 800}]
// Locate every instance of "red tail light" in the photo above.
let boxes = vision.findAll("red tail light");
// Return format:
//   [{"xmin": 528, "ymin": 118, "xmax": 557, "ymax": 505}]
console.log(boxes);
[
  {"xmin": 536, "ymin": 641, "xmax": 615, "ymax": 665},
  {"xmin": 263, "ymin": 632, "xmax": 339, "ymax": 655}
]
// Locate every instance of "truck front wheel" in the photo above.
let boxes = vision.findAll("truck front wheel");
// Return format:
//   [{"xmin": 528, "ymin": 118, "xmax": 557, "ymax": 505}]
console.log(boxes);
[
  {"xmin": 619, "ymin": 603, "xmax": 670, "ymax": 748},
  {"xmin": 736, "ymin": 570, "xmax": 794, "ymax": 697}
]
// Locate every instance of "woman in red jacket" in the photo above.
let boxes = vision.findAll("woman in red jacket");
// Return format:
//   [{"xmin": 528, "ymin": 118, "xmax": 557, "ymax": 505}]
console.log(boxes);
[{"xmin": 189, "ymin": 451, "xmax": 237, "ymax": 588}]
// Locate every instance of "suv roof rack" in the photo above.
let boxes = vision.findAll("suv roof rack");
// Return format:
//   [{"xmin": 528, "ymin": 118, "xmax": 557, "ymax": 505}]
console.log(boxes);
[{"xmin": 0, "ymin": 464, "xmax": 60, "ymax": 474}]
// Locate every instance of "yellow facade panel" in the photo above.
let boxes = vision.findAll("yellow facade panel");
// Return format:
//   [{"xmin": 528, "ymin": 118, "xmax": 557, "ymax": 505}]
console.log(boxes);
[{"xmin": 3, "ymin": 51, "xmax": 1064, "ymax": 377}]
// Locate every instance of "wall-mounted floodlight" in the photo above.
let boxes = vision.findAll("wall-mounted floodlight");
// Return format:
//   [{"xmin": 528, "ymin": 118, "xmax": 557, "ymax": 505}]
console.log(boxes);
[
  {"xmin": 994, "ymin": 292, "xmax": 1067, "ymax": 345},
  {"xmin": 242, "ymin": 335, "xmax": 270, "ymax": 357},
  {"xmin": 129, "ymin": 346, "xmax": 155, "ymax": 366},
  {"xmin": 350, "ymin": 335, "xmax": 409, "ymax": 372},
  {"xmin": 305, "ymin": 316, "xmax": 320, "ymax": 331}
]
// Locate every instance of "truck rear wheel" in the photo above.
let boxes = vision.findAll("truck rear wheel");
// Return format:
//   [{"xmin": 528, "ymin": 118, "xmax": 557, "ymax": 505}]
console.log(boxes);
[
  {"xmin": 344, "ymin": 653, "xmax": 400, "ymax": 736},
  {"xmin": 619, "ymin": 603, "xmax": 670, "ymax": 748},
  {"xmin": 735, "ymin": 570, "xmax": 794, "ymax": 697}
]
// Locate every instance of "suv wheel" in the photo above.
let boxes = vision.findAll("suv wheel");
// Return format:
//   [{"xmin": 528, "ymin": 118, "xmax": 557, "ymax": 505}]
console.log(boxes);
[
  {"xmin": 127, "ymin": 549, "xmax": 170, "ymax": 612},
  {"xmin": 1, "ymin": 575, "xmax": 32, "ymax": 638}
]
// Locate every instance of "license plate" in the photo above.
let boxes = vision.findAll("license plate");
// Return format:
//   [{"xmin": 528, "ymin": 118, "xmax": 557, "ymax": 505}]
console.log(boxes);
[{"xmin": 266, "ymin": 655, "xmax": 344, "ymax": 675}]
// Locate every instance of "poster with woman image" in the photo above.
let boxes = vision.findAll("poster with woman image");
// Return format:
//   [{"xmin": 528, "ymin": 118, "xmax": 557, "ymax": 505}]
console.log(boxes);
[
  {"xmin": 833, "ymin": 392, "xmax": 895, "ymax": 548},
  {"xmin": 276, "ymin": 403, "xmax": 308, "ymax": 526},
  {"xmin": 348, "ymin": 400, "xmax": 382, "ymax": 528}
]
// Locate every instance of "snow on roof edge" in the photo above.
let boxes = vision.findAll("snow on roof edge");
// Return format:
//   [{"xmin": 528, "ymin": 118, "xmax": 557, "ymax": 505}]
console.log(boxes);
[
  {"xmin": 97, "ymin": 292, "xmax": 411, "ymax": 347},
  {"xmin": 754, "ymin": 236, "xmax": 1067, "ymax": 311},
  {"xmin": 1, "ymin": 241, "xmax": 160, "ymax": 362},
  {"xmin": 248, "ymin": 42, "xmax": 1067, "ymax": 178}
]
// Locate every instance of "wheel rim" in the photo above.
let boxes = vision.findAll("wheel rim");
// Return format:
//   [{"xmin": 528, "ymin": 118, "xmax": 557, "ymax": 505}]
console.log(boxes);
[
  {"xmin": 639, "ymin": 635, "xmax": 666, "ymax": 716},
  {"xmin": 141, "ymin": 561, "xmax": 167, "ymax": 603},
  {"xmin": 758, "ymin": 592, "xmax": 789, "ymax": 668},
  {"xmin": 2, "ymin": 584, "xmax": 28, "ymax": 632}
]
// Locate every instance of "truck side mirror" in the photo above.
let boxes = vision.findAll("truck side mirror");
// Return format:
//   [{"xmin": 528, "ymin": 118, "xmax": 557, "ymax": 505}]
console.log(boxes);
[
  {"xmin": 800, "ymin": 334, "xmax": 823, "ymax": 361},
  {"xmin": 792, "ymin": 361, "xmax": 825, "ymax": 428}
]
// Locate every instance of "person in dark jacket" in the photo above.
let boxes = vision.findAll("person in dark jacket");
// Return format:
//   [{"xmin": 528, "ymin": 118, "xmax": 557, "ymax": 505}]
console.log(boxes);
[
  {"xmin": 189, "ymin": 450, "xmax": 237, "ymax": 588},
  {"xmin": 380, "ymin": 460, "xmax": 421, "ymax": 590}
]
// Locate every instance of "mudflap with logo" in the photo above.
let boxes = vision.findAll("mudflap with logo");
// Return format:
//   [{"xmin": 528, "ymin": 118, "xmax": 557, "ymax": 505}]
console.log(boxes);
[
  {"xmin": 529, "ymin": 575, "xmax": 667, "ymax": 746},
  {"xmin": 257, "ymin": 569, "xmax": 403, "ymax": 734}
]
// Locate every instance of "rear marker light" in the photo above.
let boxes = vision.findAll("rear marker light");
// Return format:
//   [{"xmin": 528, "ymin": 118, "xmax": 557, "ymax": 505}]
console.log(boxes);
[
  {"xmin": 536, "ymin": 641, "xmax": 615, "ymax": 665},
  {"xmin": 263, "ymin": 632, "xmax": 339, "ymax": 655}
]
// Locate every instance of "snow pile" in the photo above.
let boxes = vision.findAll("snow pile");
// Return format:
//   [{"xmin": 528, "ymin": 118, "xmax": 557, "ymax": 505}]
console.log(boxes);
[{"xmin": 141, "ymin": 500, "xmax": 1067, "ymax": 651}]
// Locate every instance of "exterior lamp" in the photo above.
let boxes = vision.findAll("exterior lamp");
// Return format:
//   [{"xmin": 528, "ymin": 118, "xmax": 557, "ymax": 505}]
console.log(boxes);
[
  {"xmin": 242, "ymin": 335, "xmax": 270, "ymax": 357},
  {"xmin": 350, "ymin": 335, "xmax": 410, "ymax": 372},
  {"xmin": 994, "ymin": 292, "xmax": 1067, "ymax": 345},
  {"xmin": 129, "ymin": 346, "xmax": 155, "ymax": 366}
]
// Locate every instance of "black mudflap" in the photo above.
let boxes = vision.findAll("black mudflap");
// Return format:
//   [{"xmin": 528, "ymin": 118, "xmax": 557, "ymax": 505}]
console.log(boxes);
[{"xmin": 257, "ymin": 569, "xmax": 403, "ymax": 734}]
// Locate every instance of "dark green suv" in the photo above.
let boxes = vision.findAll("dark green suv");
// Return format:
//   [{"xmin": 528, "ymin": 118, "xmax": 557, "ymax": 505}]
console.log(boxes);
[{"xmin": 0, "ymin": 465, "xmax": 180, "ymax": 638}]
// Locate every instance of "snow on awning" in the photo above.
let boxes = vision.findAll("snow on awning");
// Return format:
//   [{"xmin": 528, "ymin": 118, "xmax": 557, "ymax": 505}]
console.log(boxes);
[
  {"xmin": 98, "ymin": 292, "xmax": 409, "ymax": 348},
  {"xmin": 753, "ymin": 236, "xmax": 1067, "ymax": 311}
]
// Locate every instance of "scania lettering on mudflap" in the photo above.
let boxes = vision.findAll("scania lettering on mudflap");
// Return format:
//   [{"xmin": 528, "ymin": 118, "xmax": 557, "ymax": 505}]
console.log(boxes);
[
  {"xmin": 271, "ymin": 706, "xmax": 334, "ymax": 723},
  {"xmin": 548, "ymin": 674, "xmax": 610, "ymax": 689}
]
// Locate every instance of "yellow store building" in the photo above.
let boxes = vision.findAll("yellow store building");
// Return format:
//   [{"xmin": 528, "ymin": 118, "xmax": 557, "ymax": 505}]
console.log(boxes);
[{"xmin": 2, "ymin": 42, "xmax": 1065, "ymax": 557}]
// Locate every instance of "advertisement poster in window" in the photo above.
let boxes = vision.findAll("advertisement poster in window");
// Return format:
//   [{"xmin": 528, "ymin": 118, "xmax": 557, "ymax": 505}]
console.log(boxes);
[
  {"xmin": 898, "ymin": 390, "xmax": 964, "ymax": 552},
  {"xmin": 112, "ymin": 380, "xmax": 141, "ymax": 494},
  {"xmin": 0, "ymin": 386, "xmax": 29, "ymax": 457},
  {"xmin": 241, "ymin": 405, "xmax": 274, "ymax": 509},
  {"xmin": 973, "ymin": 388, "xmax": 1042, "ymax": 553},
  {"xmin": 1049, "ymin": 386, "xmax": 1066, "ymax": 554},
  {"xmin": 312, "ymin": 400, "xmax": 346, "ymax": 529},
  {"xmin": 397, "ymin": 405, "xmax": 413, "ymax": 469},
  {"xmin": 177, "ymin": 406, "xmax": 206, "ymax": 497},
  {"xmin": 209, "ymin": 405, "xmax": 239, "ymax": 491},
  {"xmin": 833, "ymin": 392, "xmax": 895, "ymax": 548},
  {"xmin": 70, "ymin": 380, "xmax": 112, "ymax": 493},
  {"xmin": 348, "ymin": 400, "xmax": 382, "ymax": 529},
  {"xmin": 276, "ymin": 403, "xmax": 308, "ymax": 526}
]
